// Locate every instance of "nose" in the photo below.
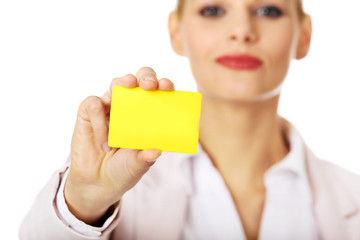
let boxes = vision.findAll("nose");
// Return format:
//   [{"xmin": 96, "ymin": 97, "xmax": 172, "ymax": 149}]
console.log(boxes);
[{"xmin": 229, "ymin": 12, "xmax": 258, "ymax": 44}]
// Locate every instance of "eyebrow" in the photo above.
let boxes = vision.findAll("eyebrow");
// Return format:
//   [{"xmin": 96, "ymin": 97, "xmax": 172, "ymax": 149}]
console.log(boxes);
[
  {"xmin": 253, "ymin": 0, "xmax": 289, "ymax": 3},
  {"xmin": 194, "ymin": 0, "xmax": 289, "ymax": 3},
  {"xmin": 192, "ymin": 0, "xmax": 290, "ymax": 6}
]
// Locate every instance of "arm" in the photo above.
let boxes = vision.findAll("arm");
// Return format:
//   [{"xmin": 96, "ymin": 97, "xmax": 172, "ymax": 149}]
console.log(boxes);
[
  {"xmin": 19, "ymin": 161, "xmax": 121, "ymax": 240},
  {"xmin": 56, "ymin": 168, "xmax": 120, "ymax": 237}
]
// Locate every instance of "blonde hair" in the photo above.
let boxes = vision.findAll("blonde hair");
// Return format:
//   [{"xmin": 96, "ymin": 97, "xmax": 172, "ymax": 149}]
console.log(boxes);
[{"xmin": 176, "ymin": 0, "xmax": 306, "ymax": 20}]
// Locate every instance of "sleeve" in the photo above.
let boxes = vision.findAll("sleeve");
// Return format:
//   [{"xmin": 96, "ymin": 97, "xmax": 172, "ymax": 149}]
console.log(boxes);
[
  {"xmin": 18, "ymin": 157, "xmax": 123, "ymax": 240},
  {"xmin": 56, "ymin": 169, "xmax": 120, "ymax": 237}
]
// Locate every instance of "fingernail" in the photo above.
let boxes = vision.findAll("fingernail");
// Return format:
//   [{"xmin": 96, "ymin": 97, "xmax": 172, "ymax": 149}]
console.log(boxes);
[
  {"xmin": 143, "ymin": 77, "xmax": 156, "ymax": 82},
  {"xmin": 103, "ymin": 142, "xmax": 111, "ymax": 152},
  {"xmin": 146, "ymin": 158, "xmax": 157, "ymax": 163}
]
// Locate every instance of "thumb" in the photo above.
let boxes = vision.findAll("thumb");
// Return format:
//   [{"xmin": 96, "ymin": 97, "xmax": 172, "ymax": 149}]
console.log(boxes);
[
  {"xmin": 130, "ymin": 149, "xmax": 162, "ymax": 176},
  {"xmin": 109, "ymin": 148, "xmax": 162, "ymax": 190},
  {"xmin": 137, "ymin": 149, "xmax": 162, "ymax": 164}
]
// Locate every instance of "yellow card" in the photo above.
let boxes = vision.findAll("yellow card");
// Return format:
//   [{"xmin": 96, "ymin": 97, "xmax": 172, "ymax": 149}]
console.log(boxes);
[{"xmin": 108, "ymin": 86, "xmax": 202, "ymax": 154}]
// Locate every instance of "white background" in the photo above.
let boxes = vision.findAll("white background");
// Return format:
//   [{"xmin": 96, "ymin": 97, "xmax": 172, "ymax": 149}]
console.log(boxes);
[{"xmin": 1, "ymin": 0, "xmax": 359, "ymax": 238}]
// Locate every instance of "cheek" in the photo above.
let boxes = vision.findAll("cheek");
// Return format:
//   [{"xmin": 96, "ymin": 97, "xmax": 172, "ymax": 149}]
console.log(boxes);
[
  {"xmin": 264, "ymin": 24, "xmax": 298, "ymax": 66},
  {"xmin": 181, "ymin": 24, "xmax": 220, "ymax": 87},
  {"xmin": 182, "ymin": 25, "xmax": 216, "ymax": 62},
  {"xmin": 261, "ymin": 23, "xmax": 299, "ymax": 83}
]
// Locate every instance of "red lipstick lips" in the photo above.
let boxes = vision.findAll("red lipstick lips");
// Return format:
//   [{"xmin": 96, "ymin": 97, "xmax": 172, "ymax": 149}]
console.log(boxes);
[{"xmin": 216, "ymin": 54, "xmax": 263, "ymax": 70}]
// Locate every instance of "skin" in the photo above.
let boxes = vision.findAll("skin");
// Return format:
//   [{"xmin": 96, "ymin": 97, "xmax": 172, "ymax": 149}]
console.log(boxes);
[{"xmin": 65, "ymin": 0, "xmax": 312, "ymax": 238}]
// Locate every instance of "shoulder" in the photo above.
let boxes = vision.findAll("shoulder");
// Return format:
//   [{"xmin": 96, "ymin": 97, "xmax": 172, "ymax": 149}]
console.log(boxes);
[
  {"xmin": 307, "ymin": 150, "xmax": 360, "ymax": 201},
  {"xmin": 317, "ymin": 158, "xmax": 360, "ymax": 187}
]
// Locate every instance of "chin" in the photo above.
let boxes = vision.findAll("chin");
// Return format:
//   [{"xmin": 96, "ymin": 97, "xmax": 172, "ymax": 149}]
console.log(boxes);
[{"xmin": 197, "ymin": 83, "xmax": 282, "ymax": 103}]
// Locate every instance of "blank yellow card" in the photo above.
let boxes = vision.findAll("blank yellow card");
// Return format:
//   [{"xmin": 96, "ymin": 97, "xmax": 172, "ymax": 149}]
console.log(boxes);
[{"xmin": 108, "ymin": 86, "xmax": 202, "ymax": 154}]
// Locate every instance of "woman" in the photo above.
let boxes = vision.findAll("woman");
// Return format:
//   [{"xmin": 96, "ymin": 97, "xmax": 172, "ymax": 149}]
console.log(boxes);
[{"xmin": 20, "ymin": 0, "xmax": 360, "ymax": 239}]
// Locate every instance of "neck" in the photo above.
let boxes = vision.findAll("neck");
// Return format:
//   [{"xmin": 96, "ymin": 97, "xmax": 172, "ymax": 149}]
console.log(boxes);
[{"xmin": 198, "ymin": 95, "xmax": 289, "ymax": 191}]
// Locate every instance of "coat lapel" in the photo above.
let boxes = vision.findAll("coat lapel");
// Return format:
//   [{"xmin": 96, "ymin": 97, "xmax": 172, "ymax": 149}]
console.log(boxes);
[
  {"xmin": 134, "ymin": 154, "xmax": 189, "ymax": 240},
  {"xmin": 305, "ymin": 148, "xmax": 360, "ymax": 240}
]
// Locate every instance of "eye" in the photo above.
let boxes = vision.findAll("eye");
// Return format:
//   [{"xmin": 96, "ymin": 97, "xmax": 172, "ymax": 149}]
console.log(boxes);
[
  {"xmin": 199, "ymin": 6, "xmax": 226, "ymax": 17},
  {"xmin": 255, "ymin": 6, "xmax": 283, "ymax": 18}
]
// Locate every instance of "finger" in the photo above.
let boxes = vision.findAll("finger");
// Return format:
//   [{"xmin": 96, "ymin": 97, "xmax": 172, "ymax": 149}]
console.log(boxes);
[
  {"xmin": 158, "ymin": 78, "xmax": 175, "ymax": 91},
  {"xmin": 80, "ymin": 96, "xmax": 110, "ymax": 152},
  {"xmin": 102, "ymin": 75, "xmax": 137, "ymax": 104},
  {"xmin": 136, "ymin": 67, "xmax": 158, "ymax": 90},
  {"xmin": 101, "ymin": 90, "xmax": 111, "ymax": 105},
  {"xmin": 110, "ymin": 74, "xmax": 138, "ymax": 94}
]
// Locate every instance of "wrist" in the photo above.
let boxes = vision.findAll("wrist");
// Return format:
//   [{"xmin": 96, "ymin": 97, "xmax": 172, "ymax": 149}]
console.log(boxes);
[{"xmin": 64, "ymin": 178, "xmax": 120, "ymax": 225}]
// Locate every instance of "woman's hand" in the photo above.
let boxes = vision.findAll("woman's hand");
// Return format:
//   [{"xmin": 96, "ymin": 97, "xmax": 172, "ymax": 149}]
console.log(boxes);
[{"xmin": 64, "ymin": 67, "xmax": 175, "ymax": 225}]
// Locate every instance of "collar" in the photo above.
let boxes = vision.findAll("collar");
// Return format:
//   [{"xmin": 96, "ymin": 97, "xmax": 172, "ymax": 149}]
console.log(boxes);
[
  {"xmin": 264, "ymin": 123, "xmax": 310, "ymax": 187},
  {"xmin": 175, "ymin": 119, "xmax": 311, "ymax": 197}
]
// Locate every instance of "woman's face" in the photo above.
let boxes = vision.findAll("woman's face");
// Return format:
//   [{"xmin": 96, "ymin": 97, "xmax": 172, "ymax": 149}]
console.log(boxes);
[{"xmin": 169, "ymin": 0, "xmax": 311, "ymax": 102}]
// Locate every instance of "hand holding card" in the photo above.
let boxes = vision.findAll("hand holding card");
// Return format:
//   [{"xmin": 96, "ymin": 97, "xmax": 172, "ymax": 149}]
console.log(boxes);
[
  {"xmin": 108, "ymin": 86, "xmax": 202, "ymax": 154},
  {"xmin": 62, "ymin": 68, "xmax": 197, "ymax": 226}
]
